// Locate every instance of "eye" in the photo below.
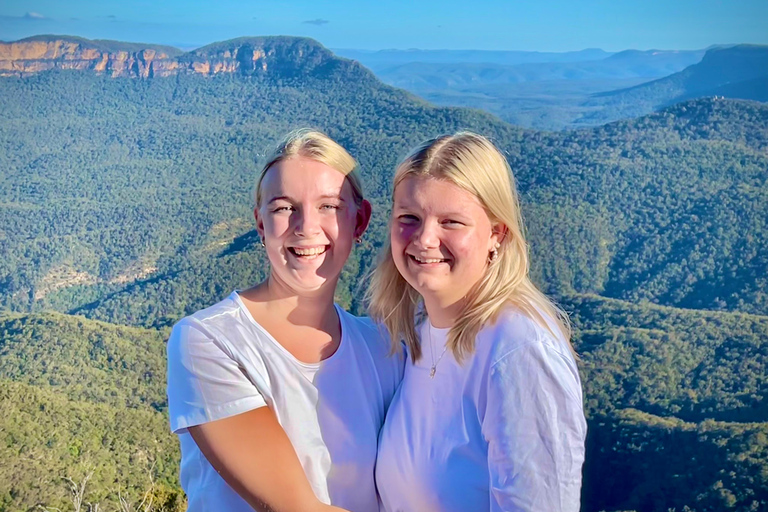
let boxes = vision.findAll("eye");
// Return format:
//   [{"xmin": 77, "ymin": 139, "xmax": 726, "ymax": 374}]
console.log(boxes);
[
  {"xmin": 320, "ymin": 203, "xmax": 341, "ymax": 211},
  {"xmin": 271, "ymin": 205, "xmax": 293, "ymax": 213},
  {"xmin": 397, "ymin": 214, "xmax": 419, "ymax": 225},
  {"xmin": 442, "ymin": 219, "xmax": 465, "ymax": 227}
]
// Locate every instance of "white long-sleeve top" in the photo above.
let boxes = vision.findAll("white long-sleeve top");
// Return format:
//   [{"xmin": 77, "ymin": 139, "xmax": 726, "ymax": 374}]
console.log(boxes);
[{"xmin": 376, "ymin": 307, "xmax": 586, "ymax": 512}]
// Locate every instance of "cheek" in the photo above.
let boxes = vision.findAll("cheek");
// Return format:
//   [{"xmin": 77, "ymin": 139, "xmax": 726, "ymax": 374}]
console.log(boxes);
[
  {"xmin": 331, "ymin": 209, "xmax": 357, "ymax": 238},
  {"xmin": 391, "ymin": 223, "xmax": 416, "ymax": 249},
  {"xmin": 265, "ymin": 217, "xmax": 291, "ymax": 238},
  {"xmin": 451, "ymin": 232, "xmax": 489, "ymax": 266}
]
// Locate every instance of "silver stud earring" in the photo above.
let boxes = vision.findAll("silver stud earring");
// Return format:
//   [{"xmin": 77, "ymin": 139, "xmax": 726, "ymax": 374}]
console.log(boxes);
[{"xmin": 355, "ymin": 237, "xmax": 362, "ymax": 244}]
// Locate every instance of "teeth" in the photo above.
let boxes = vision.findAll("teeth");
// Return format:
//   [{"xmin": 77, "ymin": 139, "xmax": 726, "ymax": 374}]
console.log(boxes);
[
  {"xmin": 292, "ymin": 246, "xmax": 326, "ymax": 256},
  {"xmin": 413, "ymin": 255, "xmax": 445, "ymax": 264}
]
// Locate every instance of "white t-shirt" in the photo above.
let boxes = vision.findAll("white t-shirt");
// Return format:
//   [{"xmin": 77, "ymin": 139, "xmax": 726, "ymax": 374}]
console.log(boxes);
[
  {"xmin": 167, "ymin": 291, "xmax": 404, "ymax": 512},
  {"xmin": 376, "ymin": 307, "xmax": 586, "ymax": 512}
]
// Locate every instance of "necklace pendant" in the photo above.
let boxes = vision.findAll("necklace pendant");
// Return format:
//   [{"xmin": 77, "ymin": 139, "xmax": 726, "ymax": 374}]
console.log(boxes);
[{"xmin": 429, "ymin": 366, "xmax": 436, "ymax": 378}]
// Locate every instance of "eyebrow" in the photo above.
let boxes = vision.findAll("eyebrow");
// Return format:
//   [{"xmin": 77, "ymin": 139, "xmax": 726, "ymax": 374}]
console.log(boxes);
[
  {"xmin": 393, "ymin": 202, "xmax": 471, "ymax": 218},
  {"xmin": 267, "ymin": 194, "xmax": 346, "ymax": 204}
]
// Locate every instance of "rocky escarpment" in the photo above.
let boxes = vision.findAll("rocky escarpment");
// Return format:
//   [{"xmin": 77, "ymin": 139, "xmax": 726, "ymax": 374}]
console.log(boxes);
[{"xmin": 0, "ymin": 35, "xmax": 350, "ymax": 79}]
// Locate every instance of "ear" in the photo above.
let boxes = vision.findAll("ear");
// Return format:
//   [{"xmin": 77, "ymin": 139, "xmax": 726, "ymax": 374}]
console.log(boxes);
[
  {"xmin": 489, "ymin": 222, "xmax": 508, "ymax": 250},
  {"xmin": 354, "ymin": 200, "xmax": 373, "ymax": 239},
  {"xmin": 254, "ymin": 206, "xmax": 266, "ymax": 240}
]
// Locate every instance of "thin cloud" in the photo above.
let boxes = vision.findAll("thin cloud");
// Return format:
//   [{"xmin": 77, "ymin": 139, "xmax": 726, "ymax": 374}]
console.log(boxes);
[
  {"xmin": 303, "ymin": 19, "xmax": 330, "ymax": 26},
  {"xmin": 24, "ymin": 12, "xmax": 47, "ymax": 20},
  {"xmin": 107, "ymin": 15, "xmax": 117, "ymax": 19}
]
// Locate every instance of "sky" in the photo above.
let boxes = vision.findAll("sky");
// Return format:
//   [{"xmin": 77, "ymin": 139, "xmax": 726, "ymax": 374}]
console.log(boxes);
[{"xmin": 0, "ymin": 0, "xmax": 766, "ymax": 52}]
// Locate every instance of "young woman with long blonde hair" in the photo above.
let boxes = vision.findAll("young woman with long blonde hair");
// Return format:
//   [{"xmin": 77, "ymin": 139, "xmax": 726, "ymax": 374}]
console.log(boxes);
[
  {"xmin": 167, "ymin": 129, "xmax": 402, "ymax": 512},
  {"xmin": 370, "ymin": 132, "xmax": 586, "ymax": 511}
]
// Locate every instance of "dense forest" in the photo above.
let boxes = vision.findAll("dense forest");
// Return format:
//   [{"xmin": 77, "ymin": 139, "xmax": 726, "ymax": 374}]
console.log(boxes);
[{"xmin": 0, "ymin": 36, "xmax": 766, "ymax": 510}]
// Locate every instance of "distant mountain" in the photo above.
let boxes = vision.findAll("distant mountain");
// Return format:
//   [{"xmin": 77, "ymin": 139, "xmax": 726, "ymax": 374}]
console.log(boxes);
[
  {"xmin": 333, "ymin": 47, "xmax": 613, "ymax": 72},
  {"xmin": 0, "ymin": 34, "xmax": 365, "ymax": 79},
  {"xmin": 374, "ymin": 49, "xmax": 705, "ymax": 90},
  {"xmin": 350, "ymin": 48, "xmax": 705, "ymax": 130},
  {"xmin": 582, "ymin": 44, "xmax": 768, "ymax": 124}
]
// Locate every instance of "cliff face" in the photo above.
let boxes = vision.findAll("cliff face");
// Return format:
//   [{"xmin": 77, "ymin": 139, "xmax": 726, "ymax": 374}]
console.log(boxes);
[
  {"xmin": 0, "ymin": 39, "xmax": 179, "ymax": 78},
  {"xmin": 0, "ymin": 36, "xmax": 342, "ymax": 78}
]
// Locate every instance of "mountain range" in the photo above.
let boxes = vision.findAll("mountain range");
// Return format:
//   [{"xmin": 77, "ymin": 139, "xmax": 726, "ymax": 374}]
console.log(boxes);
[
  {"xmin": 346, "ymin": 44, "xmax": 767, "ymax": 130},
  {"xmin": 0, "ymin": 34, "xmax": 766, "ymax": 511}
]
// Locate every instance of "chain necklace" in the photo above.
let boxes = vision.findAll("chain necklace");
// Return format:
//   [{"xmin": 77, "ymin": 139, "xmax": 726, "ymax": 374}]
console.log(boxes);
[{"xmin": 428, "ymin": 322, "xmax": 449, "ymax": 379}]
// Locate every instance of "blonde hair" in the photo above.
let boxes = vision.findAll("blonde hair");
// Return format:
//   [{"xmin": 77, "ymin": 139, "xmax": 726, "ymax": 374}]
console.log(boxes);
[
  {"xmin": 367, "ymin": 132, "xmax": 573, "ymax": 363},
  {"xmin": 255, "ymin": 129, "xmax": 364, "ymax": 207}
]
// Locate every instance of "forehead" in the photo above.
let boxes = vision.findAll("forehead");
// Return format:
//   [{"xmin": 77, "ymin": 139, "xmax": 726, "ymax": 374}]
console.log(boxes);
[
  {"xmin": 261, "ymin": 156, "xmax": 352, "ymax": 198},
  {"xmin": 394, "ymin": 176, "xmax": 485, "ymax": 213}
]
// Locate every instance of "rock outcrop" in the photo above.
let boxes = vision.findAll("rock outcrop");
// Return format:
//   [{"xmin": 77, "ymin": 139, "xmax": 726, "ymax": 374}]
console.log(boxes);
[{"xmin": 0, "ymin": 35, "xmax": 344, "ymax": 79}]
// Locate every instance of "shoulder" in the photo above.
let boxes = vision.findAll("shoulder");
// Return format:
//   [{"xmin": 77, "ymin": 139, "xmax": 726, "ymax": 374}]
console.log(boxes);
[
  {"xmin": 479, "ymin": 308, "xmax": 584, "ymax": 419},
  {"xmin": 337, "ymin": 308, "xmax": 404, "ymax": 378},
  {"xmin": 168, "ymin": 292, "xmax": 245, "ymax": 356},
  {"xmin": 338, "ymin": 308, "xmax": 392, "ymax": 356},
  {"xmin": 180, "ymin": 292, "xmax": 243, "ymax": 330},
  {"xmin": 478, "ymin": 306, "xmax": 573, "ymax": 369}
]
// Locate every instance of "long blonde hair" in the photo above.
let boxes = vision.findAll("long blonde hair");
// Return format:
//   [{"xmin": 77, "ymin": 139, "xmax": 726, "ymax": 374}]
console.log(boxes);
[
  {"xmin": 367, "ymin": 132, "xmax": 572, "ymax": 362},
  {"xmin": 255, "ymin": 128, "xmax": 364, "ymax": 207}
]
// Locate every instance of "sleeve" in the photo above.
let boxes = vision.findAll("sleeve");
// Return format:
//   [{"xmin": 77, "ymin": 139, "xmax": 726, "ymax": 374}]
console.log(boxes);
[
  {"xmin": 166, "ymin": 319, "xmax": 267, "ymax": 434},
  {"xmin": 481, "ymin": 341, "xmax": 587, "ymax": 512}
]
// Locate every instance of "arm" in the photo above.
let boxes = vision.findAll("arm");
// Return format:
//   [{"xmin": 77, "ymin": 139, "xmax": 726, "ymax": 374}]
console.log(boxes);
[
  {"xmin": 189, "ymin": 408, "xmax": 347, "ymax": 512},
  {"xmin": 167, "ymin": 320, "xmax": 347, "ymax": 512},
  {"xmin": 482, "ymin": 341, "xmax": 587, "ymax": 512}
]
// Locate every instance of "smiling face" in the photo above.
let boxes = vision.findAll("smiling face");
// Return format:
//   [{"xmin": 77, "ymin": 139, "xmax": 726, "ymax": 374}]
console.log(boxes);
[
  {"xmin": 391, "ymin": 176, "xmax": 500, "ymax": 322},
  {"xmin": 256, "ymin": 156, "xmax": 370, "ymax": 296}
]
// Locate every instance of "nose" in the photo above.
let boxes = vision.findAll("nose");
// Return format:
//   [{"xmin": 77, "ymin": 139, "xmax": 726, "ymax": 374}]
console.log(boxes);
[
  {"xmin": 293, "ymin": 207, "xmax": 322, "ymax": 237},
  {"xmin": 414, "ymin": 219, "xmax": 439, "ymax": 249}
]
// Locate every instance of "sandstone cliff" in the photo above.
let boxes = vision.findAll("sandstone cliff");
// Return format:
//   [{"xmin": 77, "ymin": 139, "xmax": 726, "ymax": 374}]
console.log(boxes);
[{"xmin": 0, "ymin": 35, "xmax": 345, "ymax": 79}]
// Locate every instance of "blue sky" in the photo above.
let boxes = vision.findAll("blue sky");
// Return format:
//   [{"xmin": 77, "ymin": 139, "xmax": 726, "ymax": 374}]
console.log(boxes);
[{"xmin": 1, "ymin": 0, "xmax": 766, "ymax": 51}]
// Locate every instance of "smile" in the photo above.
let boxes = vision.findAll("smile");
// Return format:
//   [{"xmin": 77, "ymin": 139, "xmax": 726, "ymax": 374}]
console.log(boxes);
[
  {"xmin": 409, "ymin": 254, "xmax": 449, "ymax": 264},
  {"xmin": 289, "ymin": 245, "xmax": 329, "ymax": 259}
]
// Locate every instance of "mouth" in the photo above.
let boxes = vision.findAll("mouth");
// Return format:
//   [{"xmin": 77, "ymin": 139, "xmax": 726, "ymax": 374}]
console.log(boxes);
[
  {"xmin": 408, "ymin": 254, "xmax": 450, "ymax": 265},
  {"xmin": 288, "ymin": 245, "xmax": 329, "ymax": 260}
]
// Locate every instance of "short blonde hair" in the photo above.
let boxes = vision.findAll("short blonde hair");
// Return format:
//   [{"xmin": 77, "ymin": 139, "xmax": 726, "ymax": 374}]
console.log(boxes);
[
  {"xmin": 367, "ymin": 132, "xmax": 572, "ymax": 362},
  {"xmin": 255, "ymin": 129, "xmax": 364, "ymax": 207}
]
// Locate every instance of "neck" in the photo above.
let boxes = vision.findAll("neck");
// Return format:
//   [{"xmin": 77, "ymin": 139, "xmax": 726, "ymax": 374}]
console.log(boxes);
[
  {"xmin": 423, "ymin": 296, "xmax": 464, "ymax": 329},
  {"xmin": 244, "ymin": 273, "xmax": 339, "ymax": 331}
]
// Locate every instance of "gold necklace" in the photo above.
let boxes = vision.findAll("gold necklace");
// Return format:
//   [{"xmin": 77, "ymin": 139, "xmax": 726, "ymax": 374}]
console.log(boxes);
[{"xmin": 428, "ymin": 322, "xmax": 449, "ymax": 379}]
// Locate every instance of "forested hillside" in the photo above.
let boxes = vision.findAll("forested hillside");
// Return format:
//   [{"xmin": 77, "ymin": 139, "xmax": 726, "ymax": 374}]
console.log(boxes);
[
  {"xmin": 0, "ymin": 35, "xmax": 766, "ymax": 511},
  {"xmin": 0, "ymin": 314, "xmax": 181, "ymax": 510}
]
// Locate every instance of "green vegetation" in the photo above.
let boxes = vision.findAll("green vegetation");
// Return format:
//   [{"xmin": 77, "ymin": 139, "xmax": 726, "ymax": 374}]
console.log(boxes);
[
  {"xmin": 15, "ymin": 34, "xmax": 185, "ymax": 56},
  {"xmin": 566, "ymin": 295, "xmax": 768, "ymax": 511},
  {"xmin": 0, "ymin": 312, "xmax": 167, "ymax": 409},
  {"xmin": 0, "ymin": 379, "xmax": 182, "ymax": 511},
  {"xmin": 0, "ymin": 36, "xmax": 766, "ymax": 511}
]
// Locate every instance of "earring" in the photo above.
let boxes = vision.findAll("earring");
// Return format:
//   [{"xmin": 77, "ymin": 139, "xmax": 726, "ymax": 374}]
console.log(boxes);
[
  {"xmin": 260, "ymin": 240, "xmax": 266, "ymax": 248},
  {"xmin": 489, "ymin": 242, "xmax": 500, "ymax": 262},
  {"xmin": 355, "ymin": 237, "xmax": 362, "ymax": 244}
]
